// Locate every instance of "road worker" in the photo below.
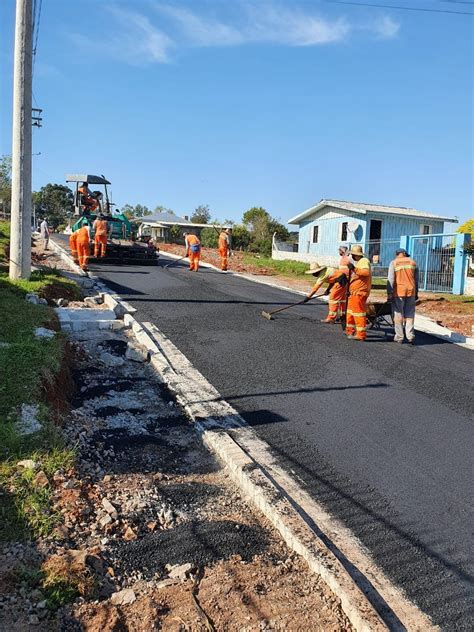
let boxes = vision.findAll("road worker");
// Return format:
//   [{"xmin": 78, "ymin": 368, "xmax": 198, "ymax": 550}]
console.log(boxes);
[
  {"xmin": 93, "ymin": 214, "xmax": 108, "ymax": 259},
  {"xmin": 39, "ymin": 218, "xmax": 50, "ymax": 250},
  {"xmin": 387, "ymin": 248, "xmax": 419, "ymax": 344},
  {"xmin": 218, "ymin": 228, "xmax": 232, "ymax": 271},
  {"xmin": 304, "ymin": 260, "xmax": 349, "ymax": 323},
  {"xmin": 183, "ymin": 232, "xmax": 201, "ymax": 271},
  {"xmin": 345, "ymin": 245, "xmax": 372, "ymax": 341},
  {"xmin": 78, "ymin": 182, "xmax": 99, "ymax": 214},
  {"xmin": 74, "ymin": 223, "xmax": 92, "ymax": 271},
  {"xmin": 69, "ymin": 230, "xmax": 79, "ymax": 265}
]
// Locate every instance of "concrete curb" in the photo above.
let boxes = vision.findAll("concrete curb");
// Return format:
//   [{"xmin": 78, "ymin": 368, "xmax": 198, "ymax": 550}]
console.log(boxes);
[{"xmin": 48, "ymin": 236, "xmax": 86, "ymax": 276}]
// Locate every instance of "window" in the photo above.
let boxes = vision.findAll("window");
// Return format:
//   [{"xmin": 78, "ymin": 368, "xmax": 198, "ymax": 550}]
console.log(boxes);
[
  {"xmin": 312, "ymin": 225, "xmax": 319, "ymax": 243},
  {"xmin": 422, "ymin": 225, "xmax": 432, "ymax": 235},
  {"xmin": 340, "ymin": 222, "xmax": 348, "ymax": 241}
]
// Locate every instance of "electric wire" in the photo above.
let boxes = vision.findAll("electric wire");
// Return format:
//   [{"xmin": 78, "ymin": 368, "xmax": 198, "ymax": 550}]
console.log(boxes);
[{"xmin": 324, "ymin": 0, "xmax": 473, "ymax": 14}]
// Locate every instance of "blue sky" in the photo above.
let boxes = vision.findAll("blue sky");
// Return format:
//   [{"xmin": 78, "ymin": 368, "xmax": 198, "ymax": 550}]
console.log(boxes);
[{"xmin": 0, "ymin": 0, "xmax": 472, "ymax": 225}]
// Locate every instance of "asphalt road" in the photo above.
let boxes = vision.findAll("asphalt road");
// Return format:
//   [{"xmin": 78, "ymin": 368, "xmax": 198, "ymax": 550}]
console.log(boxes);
[{"xmin": 87, "ymin": 253, "xmax": 473, "ymax": 630}]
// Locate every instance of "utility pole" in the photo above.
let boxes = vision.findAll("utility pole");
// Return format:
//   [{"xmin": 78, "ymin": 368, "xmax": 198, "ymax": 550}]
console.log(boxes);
[{"xmin": 9, "ymin": 0, "xmax": 33, "ymax": 280}]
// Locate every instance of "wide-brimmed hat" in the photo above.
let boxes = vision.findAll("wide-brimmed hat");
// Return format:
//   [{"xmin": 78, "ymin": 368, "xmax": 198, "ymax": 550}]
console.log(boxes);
[
  {"xmin": 349, "ymin": 244, "xmax": 365, "ymax": 256},
  {"xmin": 304, "ymin": 262, "xmax": 326, "ymax": 275}
]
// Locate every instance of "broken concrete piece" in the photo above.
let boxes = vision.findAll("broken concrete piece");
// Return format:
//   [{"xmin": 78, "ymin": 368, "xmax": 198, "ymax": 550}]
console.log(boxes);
[
  {"xmin": 156, "ymin": 578, "xmax": 179, "ymax": 589},
  {"xmin": 56, "ymin": 298, "xmax": 69, "ymax": 307},
  {"xmin": 33, "ymin": 471, "xmax": 49, "ymax": 488},
  {"xmin": 125, "ymin": 343, "xmax": 149, "ymax": 363},
  {"xmin": 123, "ymin": 526, "xmax": 137, "ymax": 541},
  {"xmin": 101, "ymin": 497, "xmax": 118, "ymax": 519},
  {"xmin": 110, "ymin": 588, "xmax": 136, "ymax": 606},
  {"xmin": 84, "ymin": 296, "xmax": 103, "ymax": 307},
  {"xmin": 17, "ymin": 459, "xmax": 37, "ymax": 470},
  {"xmin": 99, "ymin": 352, "xmax": 125, "ymax": 368},
  {"xmin": 167, "ymin": 562, "xmax": 194, "ymax": 580},
  {"xmin": 15, "ymin": 404, "xmax": 42, "ymax": 436},
  {"xmin": 99, "ymin": 514, "xmax": 112, "ymax": 528},
  {"xmin": 34, "ymin": 327, "xmax": 56, "ymax": 339}
]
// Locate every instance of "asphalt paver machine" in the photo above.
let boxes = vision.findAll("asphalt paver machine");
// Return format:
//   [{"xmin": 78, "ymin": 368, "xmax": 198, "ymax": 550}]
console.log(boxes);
[{"xmin": 66, "ymin": 174, "xmax": 158, "ymax": 266}]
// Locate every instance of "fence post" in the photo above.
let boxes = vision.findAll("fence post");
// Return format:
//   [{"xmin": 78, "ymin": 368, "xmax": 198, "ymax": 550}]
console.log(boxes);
[{"xmin": 452, "ymin": 233, "xmax": 470, "ymax": 295}]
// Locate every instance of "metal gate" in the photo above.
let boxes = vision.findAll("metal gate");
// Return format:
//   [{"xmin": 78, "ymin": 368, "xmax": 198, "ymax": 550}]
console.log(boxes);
[{"xmin": 409, "ymin": 233, "xmax": 456, "ymax": 293}]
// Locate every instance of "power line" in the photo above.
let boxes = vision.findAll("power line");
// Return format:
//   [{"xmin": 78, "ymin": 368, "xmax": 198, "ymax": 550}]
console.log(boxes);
[
  {"xmin": 324, "ymin": 0, "xmax": 473, "ymax": 14},
  {"xmin": 32, "ymin": 0, "xmax": 43, "ymax": 75}
]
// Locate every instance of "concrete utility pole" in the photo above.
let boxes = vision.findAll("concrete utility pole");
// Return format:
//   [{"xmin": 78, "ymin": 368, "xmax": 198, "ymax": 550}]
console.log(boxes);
[{"xmin": 9, "ymin": 0, "xmax": 33, "ymax": 280}]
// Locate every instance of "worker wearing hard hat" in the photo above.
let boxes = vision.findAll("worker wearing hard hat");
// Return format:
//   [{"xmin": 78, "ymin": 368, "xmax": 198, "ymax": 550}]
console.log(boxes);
[
  {"xmin": 345, "ymin": 245, "xmax": 372, "ymax": 341},
  {"xmin": 387, "ymin": 248, "xmax": 419, "ymax": 344},
  {"xmin": 183, "ymin": 232, "xmax": 201, "ymax": 271},
  {"xmin": 93, "ymin": 214, "xmax": 108, "ymax": 259},
  {"xmin": 304, "ymin": 258, "xmax": 349, "ymax": 322},
  {"xmin": 70, "ymin": 222, "xmax": 91, "ymax": 271},
  {"xmin": 218, "ymin": 228, "xmax": 232, "ymax": 271}
]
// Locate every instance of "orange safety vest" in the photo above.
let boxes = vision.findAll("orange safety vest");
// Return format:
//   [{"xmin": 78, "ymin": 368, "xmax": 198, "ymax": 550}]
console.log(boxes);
[
  {"xmin": 218, "ymin": 232, "xmax": 229, "ymax": 251},
  {"xmin": 338, "ymin": 254, "xmax": 350, "ymax": 275},
  {"xmin": 393, "ymin": 256, "xmax": 417, "ymax": 297},
  {"xmin": 76, "ymin": 225, "xmax": 90, "ymax": 243},
  {"xmin": 93, "ymin": 219, "xmax": 108, "ymax": 236},
  {"xmin": 349, "ymin": 257, "xmax": 371, "ymax": 296}
]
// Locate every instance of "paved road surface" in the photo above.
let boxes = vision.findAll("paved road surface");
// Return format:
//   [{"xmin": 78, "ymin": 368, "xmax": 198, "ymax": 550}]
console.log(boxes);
[{"xmin": 82, "ymin": 251, "xmax": 472, "ymax": 630}]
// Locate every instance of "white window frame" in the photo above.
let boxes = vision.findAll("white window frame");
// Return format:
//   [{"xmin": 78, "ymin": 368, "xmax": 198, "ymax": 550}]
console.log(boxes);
[
  {"xmin": 312, "ymin": 224, "xmax": 320, "ymax": 244},
  {"xmin": 340, "ymin": 221, "xmax": 348, "ymax": 241},
  {"xmin": 422, "ymin": 224, "xmax": 432, "ymax": 235}
]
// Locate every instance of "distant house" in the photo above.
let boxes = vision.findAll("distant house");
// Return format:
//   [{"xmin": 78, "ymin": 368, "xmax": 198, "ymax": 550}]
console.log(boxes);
[
  {"xmin": 137, "ymin": 211, "xmax": 209, "ymax": 242},
  {"xmin": 286, "ymin": 199, "xmax": 457, "ymax": 268}
]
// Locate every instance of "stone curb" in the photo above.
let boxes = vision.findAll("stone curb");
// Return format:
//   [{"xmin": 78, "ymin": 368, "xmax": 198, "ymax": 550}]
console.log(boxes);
[{"xmin": 48, "ymin": 236, "xmax": 86, "ymax": 276}]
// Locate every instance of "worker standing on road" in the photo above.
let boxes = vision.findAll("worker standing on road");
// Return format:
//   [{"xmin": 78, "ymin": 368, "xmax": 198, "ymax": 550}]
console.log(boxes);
[
  {"xmin": 39, "ymin": 217, "xmax": 50, "ymax": 251},
  {"xmin": 218, "ymin": 228, "xmax": 232, "ymax": 271},
  {"xmin": 387, "ymin": 248, "xmax": 419, "ymax": 344},
  {"xmin": 69, "ymin": 230, "xmax": 79, "ymax": 265},
  {"xmin": 93, "ymin": 214, "xmax": 108, "ymax": 259},
  {"xmin": 304, "ymin": 260, "xmax": 348, "ymax": 323},
  {"xmin": 74, "ymin": 223, "xmax": 92, "ymax": 271},
  {"xmin": 345, "ymin": 245, "xmax": 372, "ymax": 341},
  {"xmin": 183, "ymin": 232, "xmax": 201, "ymax": 272},
  {"xmin": 322, "ymin": 245, "xmax": 351, "ymax": 322}
]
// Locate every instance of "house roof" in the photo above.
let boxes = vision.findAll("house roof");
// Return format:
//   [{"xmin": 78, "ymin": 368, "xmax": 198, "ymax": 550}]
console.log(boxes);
[
  {"xmin": 138, "ymin": 211, "xmax": 212, "ymax": 228},
  {"xmin": 288, "ymin": 199, "xmax": 458, "ymax": 225}
]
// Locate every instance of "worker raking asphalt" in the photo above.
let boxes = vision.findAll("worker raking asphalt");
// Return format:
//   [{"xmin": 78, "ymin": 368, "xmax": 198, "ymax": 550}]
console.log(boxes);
[{"xmin": 84, "ymin": 252, "xmax": 474, "ymax": 631}]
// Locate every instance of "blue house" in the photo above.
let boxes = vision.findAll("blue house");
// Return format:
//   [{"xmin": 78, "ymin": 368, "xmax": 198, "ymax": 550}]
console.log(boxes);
[{"xmin": 287, "ymin": 199, "xmax": 457, "ymax": 270}]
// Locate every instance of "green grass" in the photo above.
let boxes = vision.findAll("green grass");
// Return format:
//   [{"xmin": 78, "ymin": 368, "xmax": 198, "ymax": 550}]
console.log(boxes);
[{"xmin": 0, "ymin": 221, "xmax": 78, "ymax": 543}]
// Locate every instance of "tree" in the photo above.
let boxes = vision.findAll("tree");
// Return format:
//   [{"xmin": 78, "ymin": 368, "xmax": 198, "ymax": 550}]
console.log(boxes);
[
  {"xmin": 154, "ymin": 205, "xmax": 174, "ymax": 214},
  {"xmin": 0, "ymin": 155, "xmax": 12, "ymax": 218},
  {"xmin": 243, "ymin": 207, "xmax": 270, "ymax": 232},
  {"xmin": 191, "ymin": 205, "xmax": 211, "ymax": 224},
  {"xmin": 32, "ymin": 183, "xmax": 74, "ymax": 227},
  {"xmin": 231, "ymin": 224, "xmax": 250, "ymax": 250},
  {"xmin": 121, "ymin": 203, "xmax": 152, "ymax": 219},
  {"xmin": 457, "ymin": 218, "xmax": 474, "ymax": 257},
  {"xmin": 169, "ymin": 224, "xmax": 181, "ymax": 243},
  {"xmin": 200, "ymin": 226, "xmax": 219, "ymax": 248}
]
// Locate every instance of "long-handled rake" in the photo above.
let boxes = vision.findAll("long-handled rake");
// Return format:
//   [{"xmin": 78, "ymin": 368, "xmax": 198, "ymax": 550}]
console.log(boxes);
[
  {"xmin": 164, "ymin": 255, "xmax": 188, "ymax": 270},
  {"xmin": 261, "ymin": 291, "xmax": 326, "ymax": 320}
]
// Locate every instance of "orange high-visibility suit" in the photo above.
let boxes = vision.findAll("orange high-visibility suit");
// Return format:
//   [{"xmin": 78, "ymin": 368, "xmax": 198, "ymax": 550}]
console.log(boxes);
[
  {"xmin": 327, "ymin": 254, "xmax": 350, "ymax": 321},
  {"xmin": 218, "ymin": 231, "xmax": 230, "ymax": 271},
  {"xmin": 69, "ymin": 231, "xmax": 79, "ymax": 265},
  {"xmin": 78, "ymin": 185, "xmax": 99, "ymax": 213},
  {"xmin": 346, "ymin": 257, "xmax": 372, "ymax": 340},
  {"xmin": 93, "ymin": 218, "xmax": 108, "ymax": 258},
  {"xmin": 75, "ymin": 225, "xmax": 91, "ymax": 271},
  {"xmin": 185, "ymin": 234, "xmax": 201, "ymax": 271}
]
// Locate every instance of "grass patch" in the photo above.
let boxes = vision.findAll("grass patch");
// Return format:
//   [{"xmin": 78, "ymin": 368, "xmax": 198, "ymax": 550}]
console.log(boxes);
[{"xmin": 243, "ymin": 254, "xmax": 309, "ymax": 276}]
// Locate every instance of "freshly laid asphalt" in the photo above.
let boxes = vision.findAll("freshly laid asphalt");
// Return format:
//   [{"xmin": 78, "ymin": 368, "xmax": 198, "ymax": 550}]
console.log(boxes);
[{"xmin": 79, "ymin": 248, "xmax": 472, "ymax": 630}]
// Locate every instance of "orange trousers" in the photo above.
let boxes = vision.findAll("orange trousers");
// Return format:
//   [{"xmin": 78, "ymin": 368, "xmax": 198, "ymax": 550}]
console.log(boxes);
[
  {"xmin": 219, "ymin": 247, "xmax": 228, "ymax": 271},
  {"xmin": 94, "ymin": 234, "xmax": 107, "ymax": 258},
  {"xmin": 346, "ymin": 294, "xmax": 368, "ymax": 340},
  {"xmin": 189, "ymin": 251, "xmax": 200, "ymax": 271},
  {"xmin": 69, "ymin": 234, "xmax": 79, "ymax": 264},
  {"xmin": 327, "ymin": 283, "xmax": 347, "ymax": 321},
  {"xmin": 77, "ymin": 238, "xmax": 91, "ymax": 270}
]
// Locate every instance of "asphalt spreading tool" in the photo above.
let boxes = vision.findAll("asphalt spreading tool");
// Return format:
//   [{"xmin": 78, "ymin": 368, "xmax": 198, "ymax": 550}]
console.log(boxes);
[
  {"xmin": 164, "ymin": 255, "xmax": 188, "ymax": 269},
  {"xmin": 261, "ymin": 292, "xmax": 325, "ymax": 320}
]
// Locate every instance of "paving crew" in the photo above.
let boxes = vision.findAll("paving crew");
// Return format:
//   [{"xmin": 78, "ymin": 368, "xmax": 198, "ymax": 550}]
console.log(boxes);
[
  {"xmin": 387, "ymin": 248, "xmax": 419, "ymax": 344},
  {"xmin": 93, "ymin": 214, "xmax": 108, "ymax": 259},
  {"xmin": 218, "ymin": 227, "xmax": 232, "ymax": 271},
  {"xmin": 70, "ymin": 223, "xmax": 91, "ymax": 271},
  {"xmin": 183, "ymin": 232, "xmax": 201, "ymax": 272},
  {"xmin": 304, "ymin": 256, "xmax": 349, "ymax": 323},
  {"xmin": 78, "ymin": 182, "xmax": 99, "ymax": 214},
  {"xmin": 345, "ymin": 245, "xmax": 372, "ymax": 341}
]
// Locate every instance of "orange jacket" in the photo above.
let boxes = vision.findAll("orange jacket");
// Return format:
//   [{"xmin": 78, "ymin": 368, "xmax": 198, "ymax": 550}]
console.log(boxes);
[
  {"xmin": 349, "ymin": 257, "xmax": 371, "ymax": 296},
  {"xmin": 338, "ymin": 255, "xmax": 350, "ymax": 275},
  {"xmin": 93, "ymin": 219, "xmax": 108, "ymax": 237},
  {"xmin": 185, "ymin": 234, "xmax": 200, "ymax": 254},
  {"xmin": 218, "ymin": 232, "xmax": 230, "ymax": 251},
  {"xmin": 76, "ymin": 225, "xmax": 90, "ymax": 244},
  {"xmin": 389, "ymin": 256, "xmax": 418, "ymax": 297}
]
